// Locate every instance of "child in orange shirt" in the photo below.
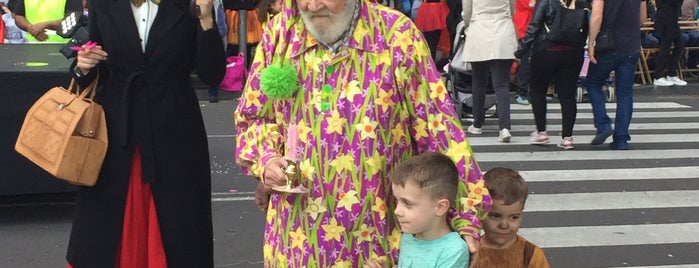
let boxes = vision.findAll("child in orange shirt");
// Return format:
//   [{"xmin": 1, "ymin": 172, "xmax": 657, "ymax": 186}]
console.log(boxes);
[{"xmin": 474, "ymin": 167, "xmax": 550, "ymax": 268}]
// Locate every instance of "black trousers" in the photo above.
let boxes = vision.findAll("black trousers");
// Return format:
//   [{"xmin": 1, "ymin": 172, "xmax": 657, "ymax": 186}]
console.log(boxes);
[
  {"xmin": 529, "ymin": 49, "xmax": 584, "ymax": 138},
  {"xmin": 654, "ymin": 30, "xmax": 683, "ymax": 78},
  {"xmin": 423, "ymin": 30, "xmax": 442, "ymax": 61},
  {"xmin": 513, "ymin": 47, "xmax": 532, "ymax": 97}
]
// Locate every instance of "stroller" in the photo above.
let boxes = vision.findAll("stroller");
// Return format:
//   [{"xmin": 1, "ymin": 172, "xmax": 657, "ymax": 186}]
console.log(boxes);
[
  {"xmin": 445, "ymin": 21, "xmax": 497, "ymax": 120},
  {"xmin": 575, "ymin": 50, "xmax": 616, "ymax": 103}
]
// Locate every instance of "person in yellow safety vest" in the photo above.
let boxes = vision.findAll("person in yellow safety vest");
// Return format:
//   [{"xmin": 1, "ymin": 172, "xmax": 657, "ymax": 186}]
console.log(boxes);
[{"xmin": 7, "ymin": 0, "xmax": 83, "ymax": 43}]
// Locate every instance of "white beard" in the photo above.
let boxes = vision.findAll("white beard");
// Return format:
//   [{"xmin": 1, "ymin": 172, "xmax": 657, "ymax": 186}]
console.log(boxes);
[{"xmin": 299, "ymin": 0, "xmax": 357, "ymax": 45}]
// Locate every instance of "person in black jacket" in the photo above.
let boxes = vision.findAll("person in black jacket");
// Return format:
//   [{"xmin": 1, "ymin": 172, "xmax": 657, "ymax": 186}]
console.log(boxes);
[
  {"xmin": 68, "ymin": 0, "xmax": 226, "ymax": 267},
  {"xmin": 515, "ymin": 0, "xmax": 590, "ymax": 150}
]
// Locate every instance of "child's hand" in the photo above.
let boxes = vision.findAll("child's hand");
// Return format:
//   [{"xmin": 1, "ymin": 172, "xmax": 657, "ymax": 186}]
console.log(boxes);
[
  {"xmin": 363, "ymin": 259, "xmax": 389, "ymax": 268},
  {"xmin": 463, "ymin": 235, "xmax": 479, "ymax": 268}
]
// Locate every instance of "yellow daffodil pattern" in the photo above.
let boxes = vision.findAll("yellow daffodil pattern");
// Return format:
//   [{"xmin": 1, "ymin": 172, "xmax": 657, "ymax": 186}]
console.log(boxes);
[{"xmin": 233, "ymin": 2, "xmax": 491, "ymax": 267}]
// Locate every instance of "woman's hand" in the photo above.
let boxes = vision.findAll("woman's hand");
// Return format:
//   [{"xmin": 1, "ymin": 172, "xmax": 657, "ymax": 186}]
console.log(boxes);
[
  {"xmin": 76, "ymin": 45, "xmax": 108, "ymax": 75},
  {"xmin": 195, "ymin": 0, "xmax": 214, "ymax": 29}
]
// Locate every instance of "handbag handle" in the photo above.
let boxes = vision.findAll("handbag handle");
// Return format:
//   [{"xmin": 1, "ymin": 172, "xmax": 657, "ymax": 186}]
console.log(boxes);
[
  {"xmin": 72, "ymin": 72, "xmax": 100, "ymax": 101},
  {"xmin": 60, "ymin": 73, "xmax": 101, "ymax": 110}
]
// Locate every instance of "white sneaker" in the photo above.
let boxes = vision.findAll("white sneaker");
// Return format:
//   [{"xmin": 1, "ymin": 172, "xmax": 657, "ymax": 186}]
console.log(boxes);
[
  {"xmin": 653, "ymin": 77, "xmax": 674, "ymax": 87},
  {"xmin": 467, "ymin": 125, "xmax": 482, "ymax": 135},
  {"xmin": 499, "ymin": 128, "xmax": 511, "ymax": 142},
  {"xmin": 666, "ymin": 76, "xmax": 687, "ymax": 86}
]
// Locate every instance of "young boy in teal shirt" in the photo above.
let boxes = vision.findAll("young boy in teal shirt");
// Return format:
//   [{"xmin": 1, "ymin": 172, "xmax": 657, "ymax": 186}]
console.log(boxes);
[{"xmin": 386, "ymin": 152, "xmax": 470, "ymax": 267}]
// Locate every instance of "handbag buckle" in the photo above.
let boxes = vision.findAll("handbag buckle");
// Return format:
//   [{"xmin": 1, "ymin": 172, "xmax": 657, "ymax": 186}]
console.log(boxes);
[{"xmin": 58, "ymin": 103, "xmax": 66, "ymax": 110}]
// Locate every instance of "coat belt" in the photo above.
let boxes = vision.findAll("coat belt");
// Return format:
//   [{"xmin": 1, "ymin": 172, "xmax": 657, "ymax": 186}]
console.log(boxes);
[{"xmin": 112, "ymin": 70, "xmax": 189, "ymax": 183}]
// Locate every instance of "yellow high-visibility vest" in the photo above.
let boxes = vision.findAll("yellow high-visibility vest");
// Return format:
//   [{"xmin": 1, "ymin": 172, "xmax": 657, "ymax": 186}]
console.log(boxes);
[{"xmin": 24, "ymin": 0, "xmax": 69, "ymax": 43}]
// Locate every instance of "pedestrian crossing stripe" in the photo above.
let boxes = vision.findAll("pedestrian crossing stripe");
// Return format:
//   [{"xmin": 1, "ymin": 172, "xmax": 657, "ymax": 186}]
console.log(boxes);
[
  {"xmin": 525, "ymin": 190, "xmax": 699, "ymax": 212},
  {"xmin": 468, "ymin": 134, "xmax": 699, "ymax": 146},
  {"xmin": 509, "ymin": 102, "xmax": 692, "ymax": 110},
  {"xmin": 608, "ymin": 265, "xmax": 699, "ymax": 268},
  {"xmin": 510, "ymin": 111, "xmax": 699, "ymax": 120},
  {"xmin": 519, "ymin": 222, "xmax": 699, "ymax": 248},
  {"xmin": 475, "ymin": 149, "xmax": 699, "ymax": 162},
  {"xmin": 464, "ymin": 122, "xmax": 699, "ymax": 132},
  {"xmin": 518, "ymin": 166, "xmax": 699, "ymax": 182}
]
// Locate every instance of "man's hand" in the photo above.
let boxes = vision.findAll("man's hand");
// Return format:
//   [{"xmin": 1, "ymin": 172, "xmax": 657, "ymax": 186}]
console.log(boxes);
[
  {"xmin": 588, "ymin": 46, "xmax": 597, "ymax": 64},
  {"xmin": 363, "ymin": 258, "xmax": 393, "ymax": 268},
  {"xmin": 28, "ymin": 22, "xmax": 49, "ymax": 41},
  {"xmin": 463, "ymin": 235, "xmax": 479, "ymax": 268},
  {"xmin": 262, "ymin": 157, "xmax": 289, "ymax": 193},
  {"xmin": 254, "ymin": 181, "xmax": 270, "ymax": 211}
]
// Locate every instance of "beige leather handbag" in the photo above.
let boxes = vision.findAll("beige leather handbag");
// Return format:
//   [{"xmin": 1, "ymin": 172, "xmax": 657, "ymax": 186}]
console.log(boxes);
[{"xmin": 15, "ymin": 75, "xmax": 107, "ymax": 186}]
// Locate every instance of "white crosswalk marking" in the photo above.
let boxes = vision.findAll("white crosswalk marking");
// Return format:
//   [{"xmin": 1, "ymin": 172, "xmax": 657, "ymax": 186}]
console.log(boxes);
[
  {"xmin": 519, "ymin": 223, "xmax": 699, "ymax": 247},
  {"xmin": 526, "ymin": 190, "xmax": 699, "ymax": 211},
  {"xmin": 469, "ymin": 101, "xmax": 699, "ymax": 267}
]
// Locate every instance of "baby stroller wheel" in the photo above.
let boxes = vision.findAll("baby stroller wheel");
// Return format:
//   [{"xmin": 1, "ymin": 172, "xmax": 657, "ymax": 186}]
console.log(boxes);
[
  {"xmin": 605, "ymin": 86, "xmax": 615, "ymax": 102},
  {"xmin": 576, "ymin": 87, "xmax": 584, "ymax": 103}
]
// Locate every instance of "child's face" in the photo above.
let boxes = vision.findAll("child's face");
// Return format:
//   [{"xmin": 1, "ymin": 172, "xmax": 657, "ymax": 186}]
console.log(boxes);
[
  {"xmin": 270, "ymin": 0, "xmax": 282, "ymax": 14},
  {"xmin": 392, "ymin": 182, "xmax": 441, "ymax": 239},
  {"xmin": 482, "ymin": 199, "xmax": 524, "ymax": 249}
]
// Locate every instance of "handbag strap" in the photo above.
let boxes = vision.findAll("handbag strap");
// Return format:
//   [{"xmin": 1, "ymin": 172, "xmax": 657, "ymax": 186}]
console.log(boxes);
[{"xmin": 64, "ymin": 72, "xmax": 101, "ymax": 109}]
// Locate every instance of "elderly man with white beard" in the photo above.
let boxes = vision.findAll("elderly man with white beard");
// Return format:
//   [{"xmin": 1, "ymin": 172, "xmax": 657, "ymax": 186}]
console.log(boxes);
[{"xmin": 234, "ymin": 0, "xmax": 492, "ymax": 266}]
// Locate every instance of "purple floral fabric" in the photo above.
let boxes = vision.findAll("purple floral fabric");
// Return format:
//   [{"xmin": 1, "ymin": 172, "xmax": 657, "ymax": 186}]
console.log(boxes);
[{"xmin": 234, "ymin": 1, "xmax": 491, "ymax": 267}]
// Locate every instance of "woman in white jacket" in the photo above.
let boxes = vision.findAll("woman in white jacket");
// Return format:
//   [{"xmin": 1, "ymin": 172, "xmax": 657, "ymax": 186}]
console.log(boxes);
[{"xmin": 462, "ymin": 0, "xmax": 518, "ymax": 142}]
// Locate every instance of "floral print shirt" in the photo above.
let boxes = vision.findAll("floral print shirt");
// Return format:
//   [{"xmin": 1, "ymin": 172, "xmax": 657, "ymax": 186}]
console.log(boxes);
[{"xmin": 234, "ymin": 2, "xmax": 491, "ymax": 267}]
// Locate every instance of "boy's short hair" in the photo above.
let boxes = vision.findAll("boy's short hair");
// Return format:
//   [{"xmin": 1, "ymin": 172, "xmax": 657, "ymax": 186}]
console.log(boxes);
[
  {"xmin": 390, "ymin": 152, "xmax": 459, "ymax": 205},
  {"xmin": 483, "ymin": 167, "xmax": 528, "ymax": 206}
]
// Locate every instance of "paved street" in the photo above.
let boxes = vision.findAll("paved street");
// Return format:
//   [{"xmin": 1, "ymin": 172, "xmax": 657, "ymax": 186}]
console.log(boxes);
[{"xmin": 1, "ymin": 85, "xmax": 698, "ymax": 267}]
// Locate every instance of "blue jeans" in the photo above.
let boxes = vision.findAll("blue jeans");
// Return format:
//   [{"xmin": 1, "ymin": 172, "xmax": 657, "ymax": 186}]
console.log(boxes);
[
  {"xmin": 584, "ymin": 51, "xmax": 640, "ymax": 143},
  {"xmin": 682, "ymin": 30, "xmax": 699, "ymax": 68}
]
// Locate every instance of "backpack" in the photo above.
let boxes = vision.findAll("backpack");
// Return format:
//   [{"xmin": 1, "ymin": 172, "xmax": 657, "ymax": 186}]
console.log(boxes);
[
  {"xmin": 546, "ymin": 0, "xmax": 589, "ymax": 48},
  {"xmin": 523, "ymin": 240, "xmax": 536, "ymax": 267}
]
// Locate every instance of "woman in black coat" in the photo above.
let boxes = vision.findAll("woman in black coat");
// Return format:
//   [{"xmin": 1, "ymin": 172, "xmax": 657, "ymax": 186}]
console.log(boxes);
[{"xmin": 69, "ymin": 0, "xmax": 225, "ymax": 267}]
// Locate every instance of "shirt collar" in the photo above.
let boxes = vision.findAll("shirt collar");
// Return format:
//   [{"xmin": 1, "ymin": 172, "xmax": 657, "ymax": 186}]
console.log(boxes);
[{"xmin": 290, "ymin": 1, "xmax": 387, "ymax": 57}]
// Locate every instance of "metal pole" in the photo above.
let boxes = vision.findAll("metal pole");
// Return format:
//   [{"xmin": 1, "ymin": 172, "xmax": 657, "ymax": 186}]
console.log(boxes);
[{"xmin": 238, "ymin": 9, "xmax": 247, "ymax": 65}]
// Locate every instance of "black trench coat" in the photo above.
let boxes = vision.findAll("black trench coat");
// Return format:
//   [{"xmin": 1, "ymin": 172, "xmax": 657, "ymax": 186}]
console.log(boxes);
[{"xmin": 67, "ymin": 0, "xmax": 226, "ymax": 267}]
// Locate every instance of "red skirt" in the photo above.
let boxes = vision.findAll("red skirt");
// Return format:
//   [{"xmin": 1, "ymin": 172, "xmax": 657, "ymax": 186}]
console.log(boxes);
[
  {"xmin": 68, "ymin": 147, "xmax": 167, "ymax": 268},
  {"xmin": 414, "ymin": 2, "xmax": 450, "ymax": 32}
]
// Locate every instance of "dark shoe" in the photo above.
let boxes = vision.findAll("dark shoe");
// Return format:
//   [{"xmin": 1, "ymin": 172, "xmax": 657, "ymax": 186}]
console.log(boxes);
[
  {"xmin": 591, "ymin": 128, "xmax": 613, "ymax": 145},
  {"xmin": 209, "ymin": 96, "xmax": 219, "ymax": 103},
  {"xmin": 608, "ymin": 141, "xmax": 629, "ymax": 150}
]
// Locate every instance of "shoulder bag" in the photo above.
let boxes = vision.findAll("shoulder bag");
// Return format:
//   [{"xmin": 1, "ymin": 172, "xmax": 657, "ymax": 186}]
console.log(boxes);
[{"xmin": 546, "ymin": 0, "xmax": 589, "ymax": 48}]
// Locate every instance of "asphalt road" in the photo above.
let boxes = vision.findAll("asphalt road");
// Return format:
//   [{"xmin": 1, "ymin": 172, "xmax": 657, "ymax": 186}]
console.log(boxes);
[{"xmin": 1, "ymin": 85, "xmax": 698, "ymax": 268}]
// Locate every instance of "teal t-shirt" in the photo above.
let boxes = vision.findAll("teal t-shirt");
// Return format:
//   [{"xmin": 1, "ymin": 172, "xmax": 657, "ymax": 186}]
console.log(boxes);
[{"xmin": 398, "ymin": 232, "xmax": 469, "ymax": 268}]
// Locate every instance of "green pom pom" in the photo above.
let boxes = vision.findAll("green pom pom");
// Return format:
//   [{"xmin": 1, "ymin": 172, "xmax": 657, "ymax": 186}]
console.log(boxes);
[{"xmin": 260, "ymin": 64, "xmax": 299, "ymax": 99}]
